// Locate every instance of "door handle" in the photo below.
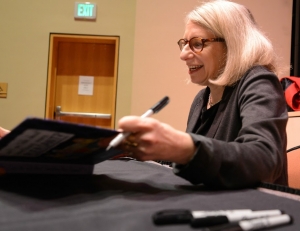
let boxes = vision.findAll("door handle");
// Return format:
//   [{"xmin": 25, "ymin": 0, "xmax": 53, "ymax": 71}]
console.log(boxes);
[{"xmin": 55, "ymin": 106, "xmax": 111, "ymax": 119}]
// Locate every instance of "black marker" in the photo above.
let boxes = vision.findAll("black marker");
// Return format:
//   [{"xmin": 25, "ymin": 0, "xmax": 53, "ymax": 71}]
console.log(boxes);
[
  {"xmin": 203, "ymin": 214, "xmax": 292, "ymax": 231},
  {"xmin": 191, "ymin": 209, "xmax": 283, "ymax": 228},
  {"xmin": 106, "ymin": 96, "xmax": 170, "ymax": 150},
  {"xmin": 152, "ymin": 209, "xmax": 253, "ymax": 225}
]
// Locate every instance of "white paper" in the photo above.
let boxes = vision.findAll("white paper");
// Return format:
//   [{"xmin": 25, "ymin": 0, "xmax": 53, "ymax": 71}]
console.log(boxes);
[{"xmin": 78, "ymin": 76, "xmax": 94, "ymax": 95}]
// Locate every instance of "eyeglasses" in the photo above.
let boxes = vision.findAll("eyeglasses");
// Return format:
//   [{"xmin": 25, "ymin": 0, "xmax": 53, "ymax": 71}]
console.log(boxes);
[{"xmin": 177, "ymin": 37, "xmax": 225, "ymax": 54}]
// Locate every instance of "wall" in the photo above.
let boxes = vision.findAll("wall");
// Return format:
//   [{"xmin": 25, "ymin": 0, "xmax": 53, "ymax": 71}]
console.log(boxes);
[
  {"xmin": 0, "ymin": 0, "xmax": 136, "ymax": 129},
  {"xmin": 0, "ymin": 0, "xmax": 294, "ymax": 135},
  {"xmin": 287, "ymin": 112, "xmax": 300, "ymax": 149},
  {"xmin": 132, "ymin": 0, "xmax": 293, "ymax": 132}
]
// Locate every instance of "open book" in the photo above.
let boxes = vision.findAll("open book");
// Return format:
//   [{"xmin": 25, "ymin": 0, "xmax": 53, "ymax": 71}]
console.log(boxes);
[{"xmin": 0, "ymin": 118, "xmax": 123, "ymax": 174}]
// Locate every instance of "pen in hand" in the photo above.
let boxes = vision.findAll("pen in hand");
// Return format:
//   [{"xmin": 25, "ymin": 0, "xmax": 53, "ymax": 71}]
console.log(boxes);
[{"xmin": 106, "ymin": 96, "xmax": 170, "ymax": 151}]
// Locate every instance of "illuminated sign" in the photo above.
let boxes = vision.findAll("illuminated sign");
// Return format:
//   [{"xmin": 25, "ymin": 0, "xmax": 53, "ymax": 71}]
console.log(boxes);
[{"xmin": 74, "ymin": 2, "xmax": 97, "ymax": 20}]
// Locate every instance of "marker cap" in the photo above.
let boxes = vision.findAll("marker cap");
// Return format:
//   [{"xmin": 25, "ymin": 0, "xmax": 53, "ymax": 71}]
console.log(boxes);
[
  {"xmin": 152, "ymin": 209, "xmax": 193, "ymax": 225},
  {"xmin": 191, "ymin": 216, "xmax": 229, "ymax": 228}
]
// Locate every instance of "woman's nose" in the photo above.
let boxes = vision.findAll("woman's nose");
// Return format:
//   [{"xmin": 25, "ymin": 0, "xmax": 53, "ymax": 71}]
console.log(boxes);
[{"xmin": 179, "ymin": 45, "xmax": 194, "ymax": 61}]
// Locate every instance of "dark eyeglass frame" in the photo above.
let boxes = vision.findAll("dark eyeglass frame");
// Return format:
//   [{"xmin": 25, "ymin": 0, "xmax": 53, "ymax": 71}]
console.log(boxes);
[{"xmin": 177, "ymin": 37, "xmax": 225, "ymax": 54}]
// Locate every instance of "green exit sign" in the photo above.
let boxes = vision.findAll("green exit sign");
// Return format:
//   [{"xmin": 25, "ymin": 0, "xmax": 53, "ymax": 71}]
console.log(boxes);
[{"xmin": 74, "ymin": 2, "xmax": 97, "ymax": 20}]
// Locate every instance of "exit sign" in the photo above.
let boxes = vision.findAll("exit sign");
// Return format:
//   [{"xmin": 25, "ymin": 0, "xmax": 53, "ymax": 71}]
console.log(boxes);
[{"xmin": 74, "ymin": 2, "xmax": 97, "ymax": 20}]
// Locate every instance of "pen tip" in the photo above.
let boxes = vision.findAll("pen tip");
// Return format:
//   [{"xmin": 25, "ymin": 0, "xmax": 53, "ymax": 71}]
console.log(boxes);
[{"xmin": 106, "ymin": 146, "xmax": 111, "ymax": 151}]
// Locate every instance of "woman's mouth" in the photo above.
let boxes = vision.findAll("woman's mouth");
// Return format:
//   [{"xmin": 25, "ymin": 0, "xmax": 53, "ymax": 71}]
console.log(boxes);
[{"xmin": 188, "ymin": 65, "xmax": 203, "ymax": 73}]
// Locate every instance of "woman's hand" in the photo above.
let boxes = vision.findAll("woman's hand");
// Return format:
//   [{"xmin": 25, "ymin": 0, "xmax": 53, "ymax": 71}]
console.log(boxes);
[
  {"xmin": 118, "ymin": 116, "xmax": 195, "ymax": 164},
  {"xmin": 0, "ymin": 127, "xmax": 10, "ymax": 138}
]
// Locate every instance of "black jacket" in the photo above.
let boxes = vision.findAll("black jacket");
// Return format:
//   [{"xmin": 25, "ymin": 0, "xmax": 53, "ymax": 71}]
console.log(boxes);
[{"xmin": 174, "ymin": 66, "xmax": 288, "ymax": 189}]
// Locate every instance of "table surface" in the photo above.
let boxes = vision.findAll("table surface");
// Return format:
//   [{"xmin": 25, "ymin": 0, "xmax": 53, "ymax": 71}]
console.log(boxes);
[{"xmin": 0, "ymin": 159, "xmax": 299, "ymax": 231}]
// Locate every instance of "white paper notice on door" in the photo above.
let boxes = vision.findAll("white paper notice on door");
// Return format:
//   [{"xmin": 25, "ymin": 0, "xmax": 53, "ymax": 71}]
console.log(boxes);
[{"xmin": 78, "ymin": 76, "xmax": 94, "ymax": 95}]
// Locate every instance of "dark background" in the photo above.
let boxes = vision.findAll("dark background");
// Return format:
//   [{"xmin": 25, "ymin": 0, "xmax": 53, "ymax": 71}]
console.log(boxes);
[{"xmin": 291, "ymin": 0, "xmax": 300, "ymax": 76}]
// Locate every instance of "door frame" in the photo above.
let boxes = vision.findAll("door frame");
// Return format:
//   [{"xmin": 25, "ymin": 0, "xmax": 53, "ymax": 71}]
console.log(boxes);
[{"xmin": 45, "ymin": 33, "xmax": 120, "ymax": 128}]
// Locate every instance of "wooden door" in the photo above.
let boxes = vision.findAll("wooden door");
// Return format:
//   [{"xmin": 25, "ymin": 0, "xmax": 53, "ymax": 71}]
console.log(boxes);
[{"xmin": 45, "ymin": 34, "xmax": 119, "ymax": 129}]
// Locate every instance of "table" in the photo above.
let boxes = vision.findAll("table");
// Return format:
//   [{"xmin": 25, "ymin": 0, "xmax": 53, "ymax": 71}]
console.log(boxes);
[{"xmin": 0, "ymin": 159, "xmax": 299, "ymax": 231}]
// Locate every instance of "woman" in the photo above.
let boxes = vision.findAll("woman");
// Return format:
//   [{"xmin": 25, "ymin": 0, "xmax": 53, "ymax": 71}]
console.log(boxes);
[{"xmin": 118, "ymin": 0, "xmax": 288, "ymax": 189}]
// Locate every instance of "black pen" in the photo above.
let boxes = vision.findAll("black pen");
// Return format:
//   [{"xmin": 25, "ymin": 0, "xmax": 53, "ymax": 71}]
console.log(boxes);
[
  {"xmin": 202, "ymin": 214, "xmax": 292, "ymax": 231},
  {"xmin": 190, "ymin": 209, "xmax": 282, "ymax": 228},
  {"xmin": 152, "ymin": 209, "xmax": 253, "ymax": 225},
  {"xmin": 106, "ymin": 96, "xmax": 170, "ymax": 151}
]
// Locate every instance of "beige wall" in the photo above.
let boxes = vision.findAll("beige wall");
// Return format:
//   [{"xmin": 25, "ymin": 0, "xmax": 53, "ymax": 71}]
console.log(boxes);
[
  {"xmin": 0, "ymin": 0, "xmax": 296, "ymax": 145},
  {"xmin": 287, "ymin": 113, "xmax": 300, "ymax": 149},
  {"xmin": 132, "ymin": 0, "xmax": 293, "ymax": 132},
  {"xmin": 0, "ymin": 0, "xmax": 136, "ymax": 129}
]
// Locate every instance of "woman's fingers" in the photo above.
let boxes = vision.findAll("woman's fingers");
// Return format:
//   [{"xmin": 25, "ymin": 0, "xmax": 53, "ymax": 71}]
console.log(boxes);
[
  {"xmin": 118, "ymin": 116, "xmax": 158, "ymax": 133},
  {"xmin": 0, "ymin": 127, "xmax": 10, "ymax": 138}
]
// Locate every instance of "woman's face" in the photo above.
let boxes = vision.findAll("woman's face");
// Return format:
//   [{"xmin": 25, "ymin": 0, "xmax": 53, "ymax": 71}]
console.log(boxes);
[{"xmin": 179, "ymin": 21, "xmax": 227, "ymax": 86}]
